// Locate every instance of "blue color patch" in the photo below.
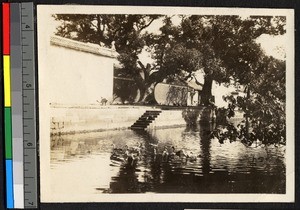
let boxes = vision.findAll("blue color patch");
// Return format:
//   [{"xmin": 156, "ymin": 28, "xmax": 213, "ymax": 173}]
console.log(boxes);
[{"xmin": 5, "ymin": 159, "xmax": 14, "ymax": 208}]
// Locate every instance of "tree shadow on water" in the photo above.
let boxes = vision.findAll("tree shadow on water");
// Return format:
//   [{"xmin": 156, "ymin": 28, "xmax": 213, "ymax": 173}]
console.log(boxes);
[{"xmin": 199, "ymin": 122, "xmax": 215, "ymax": 175}]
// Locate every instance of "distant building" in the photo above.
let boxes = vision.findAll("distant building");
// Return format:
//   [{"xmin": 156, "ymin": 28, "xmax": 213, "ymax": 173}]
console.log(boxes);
[{"xmin": 48, "ymin": 35, "xmax": 118, "ymax": 105}]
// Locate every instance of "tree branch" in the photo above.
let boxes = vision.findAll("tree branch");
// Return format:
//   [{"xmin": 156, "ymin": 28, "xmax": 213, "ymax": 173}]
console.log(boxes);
[{"xmin": 138, "ymin": 18, "xmax": 156, "ymax": 32}]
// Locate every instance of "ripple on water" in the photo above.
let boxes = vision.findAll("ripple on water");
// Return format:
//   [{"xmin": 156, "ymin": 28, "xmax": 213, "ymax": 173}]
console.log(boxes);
[{"xmin": 50, "ymin": 125, "xmax": 286, "ymax": 196}]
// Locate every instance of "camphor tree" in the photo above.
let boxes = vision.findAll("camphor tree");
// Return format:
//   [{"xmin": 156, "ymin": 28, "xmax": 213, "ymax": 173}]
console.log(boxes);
[
  {"xmin": 147, "ymin": 15, "xmax": 286, "ymax": 145},
  {"xmin": 177, "ymin": 15, "xmax": 285, "ymax": 106},
  {"xmin": 205, "ymin": 16, "xmax": 287, "ymax": 146},
  {"xmin": 145, "ymin": 14, "xmax": 286, "ymax": 145},
  {"xmin": 144, "ymin": 15, "xmax": 285, "ymax": 106}
]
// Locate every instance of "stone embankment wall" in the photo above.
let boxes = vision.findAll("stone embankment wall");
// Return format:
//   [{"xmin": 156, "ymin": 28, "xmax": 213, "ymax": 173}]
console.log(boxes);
[
  {"xmin": 50, "ymin": 105, "xmax": 216, "ymax": 135},
  {"xmin": 148, "ymin": 110, "xmax": 186, "ymax": 129},
  {"xmin": 148, "ymin": 108, "xmax": 215, "ymax": 129},
  {"xmin": 50, "ymin": 105, "xmax": 155, "ymax": 135}
]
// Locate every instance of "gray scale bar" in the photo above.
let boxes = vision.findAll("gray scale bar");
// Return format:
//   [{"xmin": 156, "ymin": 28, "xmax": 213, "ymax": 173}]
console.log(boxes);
[
  {"xmin": 21, "ymin": 2, "xmax": 38, "ymax": 209},
  {"xmin": 11, "ymin": 3, "xmax": 24, "ymax": 208}
]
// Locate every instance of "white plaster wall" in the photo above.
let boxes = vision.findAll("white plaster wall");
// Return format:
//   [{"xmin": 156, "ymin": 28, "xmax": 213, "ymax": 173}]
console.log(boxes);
[{"xmin": 47, "ymin": 45, "xmax": 115, "ymax": 105}]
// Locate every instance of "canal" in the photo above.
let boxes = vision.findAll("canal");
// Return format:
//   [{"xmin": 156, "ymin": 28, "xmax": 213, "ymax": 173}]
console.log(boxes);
[{"xmin": 50, "ymin": 123, "xmax": 285, "ymax": 197}]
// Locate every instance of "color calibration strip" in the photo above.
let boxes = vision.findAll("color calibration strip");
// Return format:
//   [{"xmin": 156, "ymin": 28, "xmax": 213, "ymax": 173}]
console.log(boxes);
[
  {"xmin": 3, "ymin": 2, "xmax": 14, "ymax": 208},
  {"xmin": 3, "ymin": 2, "xmax": 37, "ymax": 208}
]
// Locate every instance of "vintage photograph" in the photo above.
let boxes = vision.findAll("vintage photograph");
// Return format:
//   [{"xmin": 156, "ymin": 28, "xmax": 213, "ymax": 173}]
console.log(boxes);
[{"xmin": 37, "ymin": 6, "xmax": 294, "ymax": 202}]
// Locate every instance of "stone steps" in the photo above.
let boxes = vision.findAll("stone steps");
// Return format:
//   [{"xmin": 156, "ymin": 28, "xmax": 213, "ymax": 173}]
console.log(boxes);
[{"xmin": 130, "ymin": 110, "xmax": 161, "ymax": 130}]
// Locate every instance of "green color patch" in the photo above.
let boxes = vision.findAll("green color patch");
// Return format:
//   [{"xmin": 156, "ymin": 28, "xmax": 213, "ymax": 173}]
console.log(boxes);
[{"xmin": 4, "ymin": 108, "xmax": 12, "ymax": 159}]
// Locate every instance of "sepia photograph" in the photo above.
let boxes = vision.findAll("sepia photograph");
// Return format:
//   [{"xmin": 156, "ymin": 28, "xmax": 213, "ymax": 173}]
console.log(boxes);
[{"xmin": 37, "ymin": 5, "xmax": 294, "ymax": 202}]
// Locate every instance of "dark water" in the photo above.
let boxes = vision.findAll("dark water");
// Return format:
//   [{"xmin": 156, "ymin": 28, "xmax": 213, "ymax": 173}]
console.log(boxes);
[{"xmin": 50, "ymin": 123, "xmax": 285, "ymax": 196}]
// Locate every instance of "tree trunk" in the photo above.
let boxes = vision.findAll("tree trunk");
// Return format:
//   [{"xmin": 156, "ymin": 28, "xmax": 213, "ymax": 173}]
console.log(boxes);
[
  {"xmin": 138, "ymin": 83, "xmax": 156, "ymax": 104},
  {"xmin": 200, "ymin": 75, "xmax": 213, "ymax": 106},
  {"xmin": 245, "ymin": 86, "xmax": 250, "ymax": 142},
  {"xmin": 137, "ymin": 86, "xmax": 146, "ymax": 103}
]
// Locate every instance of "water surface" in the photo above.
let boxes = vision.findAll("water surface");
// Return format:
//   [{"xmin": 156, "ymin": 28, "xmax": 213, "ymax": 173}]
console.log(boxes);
[{"xmin": 50, "ymin": 124, "xmax": 285, "ymax": 197}]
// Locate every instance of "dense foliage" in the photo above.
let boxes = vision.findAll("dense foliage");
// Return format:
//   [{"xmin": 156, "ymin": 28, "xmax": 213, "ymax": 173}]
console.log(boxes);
[
  {"xmin": 214, "ymin": 56, "xmax": 286, "ymax": 146},
  {"xmin": 54, "ymin": 14, "xmax": 287, "ymax": 145}
]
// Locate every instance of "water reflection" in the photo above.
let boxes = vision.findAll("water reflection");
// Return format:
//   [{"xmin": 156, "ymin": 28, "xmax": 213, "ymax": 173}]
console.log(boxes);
[
  {"xmin": 50, "ymin": 124, "xmax": 285, "ymax": 197},
  {"xmin": 199, "ymin": 122, "xmax": 213, "ymax": 175}
]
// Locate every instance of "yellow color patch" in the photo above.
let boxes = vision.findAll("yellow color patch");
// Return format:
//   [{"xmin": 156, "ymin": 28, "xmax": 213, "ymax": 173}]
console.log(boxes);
[{"xmin": 3, "ymin": 55, "xmax": 11, "ymax": 107}]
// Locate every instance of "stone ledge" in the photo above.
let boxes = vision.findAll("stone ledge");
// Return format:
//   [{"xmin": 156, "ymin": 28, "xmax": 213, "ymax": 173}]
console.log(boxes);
[{"xmin": 50, "ymin": 35, "xmax": 118, "ymax": 58}]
